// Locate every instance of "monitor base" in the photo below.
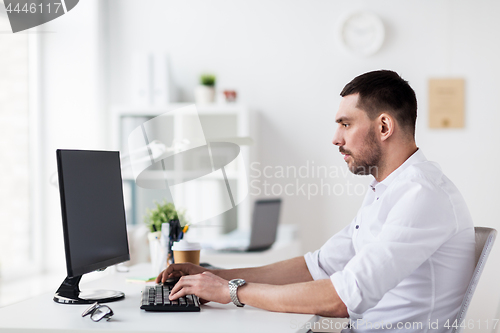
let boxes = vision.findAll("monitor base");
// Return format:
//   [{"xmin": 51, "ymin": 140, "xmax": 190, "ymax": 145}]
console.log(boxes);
[{"xmin": 53, "ymin": 275, "xmax": 125, "ymax": 304}]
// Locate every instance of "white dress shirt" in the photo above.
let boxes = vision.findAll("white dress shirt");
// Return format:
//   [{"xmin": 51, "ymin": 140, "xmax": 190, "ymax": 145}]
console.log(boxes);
[{"xmin": 304, "ymin": 149, "xmax": 475, "ymax": 333}]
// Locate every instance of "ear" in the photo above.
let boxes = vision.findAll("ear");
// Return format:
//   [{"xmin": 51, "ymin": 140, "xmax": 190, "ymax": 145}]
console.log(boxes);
[{"xmin": 378, "ymin": 113, "xmax": 395, "ymax": 142}]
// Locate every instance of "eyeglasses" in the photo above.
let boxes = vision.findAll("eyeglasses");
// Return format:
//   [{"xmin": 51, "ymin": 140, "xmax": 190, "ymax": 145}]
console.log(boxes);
[{"xmin": 82, "ymin": 302, "xmax": 114, "ymax": 322}]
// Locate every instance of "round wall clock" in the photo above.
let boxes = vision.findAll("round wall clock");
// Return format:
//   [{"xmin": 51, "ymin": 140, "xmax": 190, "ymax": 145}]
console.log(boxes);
[{"xmin": 336, "ymin": 11, "xmax": 385, "ymax": 56}]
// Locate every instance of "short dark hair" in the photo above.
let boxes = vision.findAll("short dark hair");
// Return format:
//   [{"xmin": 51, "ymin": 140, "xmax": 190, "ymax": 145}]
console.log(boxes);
[{"xmin": 340, "ymin": 70, "xmax": 417, "ymax": 138}]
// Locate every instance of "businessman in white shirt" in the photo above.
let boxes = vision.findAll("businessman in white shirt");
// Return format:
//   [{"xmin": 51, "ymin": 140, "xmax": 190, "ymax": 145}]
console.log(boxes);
[{"xmin": 157, "ymin": 70, "xmax": 475, "ymax": 332}]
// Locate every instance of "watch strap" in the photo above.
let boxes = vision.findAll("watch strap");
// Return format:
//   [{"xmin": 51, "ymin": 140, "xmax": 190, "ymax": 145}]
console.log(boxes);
[{"xmin": 229, "ymin": 279, "xmax": 246, "ymax": 307}]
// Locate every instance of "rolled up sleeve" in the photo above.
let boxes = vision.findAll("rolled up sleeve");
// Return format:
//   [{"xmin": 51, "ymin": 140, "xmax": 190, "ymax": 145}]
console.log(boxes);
[
  {"xmin": 304, "ymin": 222, "xmax": 356, "ymax": 280},
  {"xmin": 304, "ymin": 250, "xmax": 331, "ymax": 280}
]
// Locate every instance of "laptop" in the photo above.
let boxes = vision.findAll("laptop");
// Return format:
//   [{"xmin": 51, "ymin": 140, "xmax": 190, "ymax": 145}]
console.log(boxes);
[{"xmin": 202, "ymin": 198, "xmax": 282, "ymax": 252}]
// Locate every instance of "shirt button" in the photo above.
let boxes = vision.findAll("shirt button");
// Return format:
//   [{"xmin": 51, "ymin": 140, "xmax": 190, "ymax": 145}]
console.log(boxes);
[
  {"xmin": 376, "ymin": 197, "xmax": 379, "ymax": 200},
  {"xmin": 355, "ymin": 225, "xmax": 359, "ymax": 229}
]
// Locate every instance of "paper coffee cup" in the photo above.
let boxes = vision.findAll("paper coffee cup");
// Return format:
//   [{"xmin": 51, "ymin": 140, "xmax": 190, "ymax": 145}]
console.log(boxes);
[{"xmin": 172, "ymin": 240, "xmax": 201, "ymax": 265}]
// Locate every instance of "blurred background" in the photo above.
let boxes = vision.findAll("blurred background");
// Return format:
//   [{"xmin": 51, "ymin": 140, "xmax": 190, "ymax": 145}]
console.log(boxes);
[{"xmin": 1, "ymin": 0, "xmax": 500, "ymax": 331}]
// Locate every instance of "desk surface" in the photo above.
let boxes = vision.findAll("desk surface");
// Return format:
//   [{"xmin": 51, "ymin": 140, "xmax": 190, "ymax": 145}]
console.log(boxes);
[{"xmin": 0, "ymin": 264, "xmax": 316, "ymax": 333}]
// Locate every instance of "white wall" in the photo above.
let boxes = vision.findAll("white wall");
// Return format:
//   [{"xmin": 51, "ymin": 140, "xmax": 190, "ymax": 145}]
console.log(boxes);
[
  {"xmin": 40, "ymin": 0, "xmax": 500, "ymax": 330},
  {"xmin": 39, "ymin": 0, "xmax": 106, "ymax": 274}
]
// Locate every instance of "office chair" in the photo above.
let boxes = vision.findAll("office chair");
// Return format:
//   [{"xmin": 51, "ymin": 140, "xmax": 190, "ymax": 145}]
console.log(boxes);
[{"xmin": 452, "ymin": 227, "xmax": 497, "ymax": 333}]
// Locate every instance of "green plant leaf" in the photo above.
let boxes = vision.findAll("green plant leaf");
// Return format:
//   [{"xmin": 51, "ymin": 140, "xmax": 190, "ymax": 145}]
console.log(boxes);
[
  {"xmin": 143, "ymin": 199, "xmax": 189, "ymax": 233},
  {"xmin": 200, "ymin": 74, "xmax": 216, "ymax": 86}
]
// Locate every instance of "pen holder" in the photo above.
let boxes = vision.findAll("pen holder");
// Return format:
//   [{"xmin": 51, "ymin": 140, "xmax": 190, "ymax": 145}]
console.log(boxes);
[{"xmin": 148, "ymin": 219, "xmax": 186, "ymax": 275}]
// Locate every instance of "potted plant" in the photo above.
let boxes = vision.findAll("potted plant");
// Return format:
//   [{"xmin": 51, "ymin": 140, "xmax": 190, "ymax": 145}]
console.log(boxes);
[
  {"xmin": 194, "ymin": 73, "xmax": 216, "ymax": 104},
  {"xmin": 144, "ymin": 200, "xmax": 188, "ymax": 274},
  {"xmin": 144, "ymin": 201, "xmax": 188, "ymax": 233}
]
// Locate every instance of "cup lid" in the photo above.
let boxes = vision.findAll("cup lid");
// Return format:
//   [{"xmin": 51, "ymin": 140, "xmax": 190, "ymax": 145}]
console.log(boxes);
[{"xmin": 172, "ymin": 239, "xmax": 201, "ymax": 251}]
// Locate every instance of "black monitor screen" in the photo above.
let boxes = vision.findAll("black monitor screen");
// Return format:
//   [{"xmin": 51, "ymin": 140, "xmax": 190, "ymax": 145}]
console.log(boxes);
[{"xmin": 57, "ymin": 150, "xmax": 130, "ymax": 277}]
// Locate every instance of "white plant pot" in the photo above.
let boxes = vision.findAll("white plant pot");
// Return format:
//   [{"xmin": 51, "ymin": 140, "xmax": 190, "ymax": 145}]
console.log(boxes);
[
  {"xmin": 194, "ymin": 85, "xmax": 215, "ymax": 105},
  {"xmin": 148, "ymin": 231, "xmax": 167, "ymax": 276}
]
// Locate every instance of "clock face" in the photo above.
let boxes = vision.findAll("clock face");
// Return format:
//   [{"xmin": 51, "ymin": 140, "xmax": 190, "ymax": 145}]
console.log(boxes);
[{"xmin": 337, "ymin": 11, "xmax": 385, "ymax": 56}]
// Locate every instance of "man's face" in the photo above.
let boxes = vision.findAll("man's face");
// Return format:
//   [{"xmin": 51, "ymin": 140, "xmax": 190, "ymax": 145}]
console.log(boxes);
[{"xmin": 332, "ymin": 94, "xmax": 382, "ymax": 176}]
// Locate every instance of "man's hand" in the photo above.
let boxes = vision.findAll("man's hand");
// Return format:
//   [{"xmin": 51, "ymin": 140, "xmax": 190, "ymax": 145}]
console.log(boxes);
[
  {"xmin": 169, "ymin": 272, "xmax": 232, "ymax": 305},
  {"xmin": 155, "ymin": 263, "xmax": 208, "ymax": 284}
]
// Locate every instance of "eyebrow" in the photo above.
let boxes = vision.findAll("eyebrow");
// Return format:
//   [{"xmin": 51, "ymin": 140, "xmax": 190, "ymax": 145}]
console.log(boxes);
[{"xmin": 336, "ymin": 117, "xmax": 352, "ymax": 123}]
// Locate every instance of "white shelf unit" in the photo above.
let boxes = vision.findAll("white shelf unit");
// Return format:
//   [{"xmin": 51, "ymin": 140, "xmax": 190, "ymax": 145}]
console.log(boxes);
[{"xmin": 110, "ymin": 103, "xmax": 256, "ymax": 239}]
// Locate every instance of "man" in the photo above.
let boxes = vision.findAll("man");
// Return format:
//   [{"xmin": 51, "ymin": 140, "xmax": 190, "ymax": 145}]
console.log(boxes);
[{"xmin": 157, "ymin": 70, "xmax": 475, "ymax": 332}]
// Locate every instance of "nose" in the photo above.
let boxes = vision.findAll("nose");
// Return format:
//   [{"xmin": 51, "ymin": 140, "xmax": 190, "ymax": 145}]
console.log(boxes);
[{"xmin": 332, "ymin": 128, "xmax": 344, "ymax": 146}]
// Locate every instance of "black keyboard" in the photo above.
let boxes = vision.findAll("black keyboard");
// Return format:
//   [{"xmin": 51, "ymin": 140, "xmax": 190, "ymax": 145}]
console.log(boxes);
[{"xmin": 140, "ymin": 284, "xmax": 200, "ymax": 312}]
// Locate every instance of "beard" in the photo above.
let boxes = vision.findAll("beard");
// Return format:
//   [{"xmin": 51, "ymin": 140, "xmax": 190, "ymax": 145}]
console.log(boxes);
[{"xmin": 340, "ymin": 127, "xmax": 381, "ymax": 177}]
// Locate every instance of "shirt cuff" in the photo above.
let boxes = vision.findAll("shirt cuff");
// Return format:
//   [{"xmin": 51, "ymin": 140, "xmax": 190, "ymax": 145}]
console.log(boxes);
[
  {"xmin": 331, "ymin": 269, "xmax": 364, "ymax": 314},
  {"xmin": 304, "ymin": 251, "xmax": 330, "ymax": 280}
]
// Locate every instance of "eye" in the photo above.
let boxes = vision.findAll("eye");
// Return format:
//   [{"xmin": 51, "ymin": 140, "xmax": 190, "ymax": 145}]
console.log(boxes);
[{"xmin": 342, "ymin": 123, "xmax": 349, "ymax": 128}]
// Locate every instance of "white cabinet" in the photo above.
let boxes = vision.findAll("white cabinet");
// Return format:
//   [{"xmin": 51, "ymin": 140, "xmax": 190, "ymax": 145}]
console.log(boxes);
[{"xmin": 110, "ymin": 104, "xmax": 255, "ymax": 240}]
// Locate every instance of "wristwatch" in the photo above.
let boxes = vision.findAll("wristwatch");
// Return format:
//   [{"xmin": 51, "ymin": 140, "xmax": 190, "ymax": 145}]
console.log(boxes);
[{"xmin": 228, "ymin": 279, "xmax": 246, "ymax": 307}]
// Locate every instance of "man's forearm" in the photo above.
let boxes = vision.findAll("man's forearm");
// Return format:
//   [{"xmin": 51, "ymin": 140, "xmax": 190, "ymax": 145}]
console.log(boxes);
[
  {"xmin": 211, "ymin": 256, "xmax": 313, "ymax": 285},
  {"xmin": 238, "ymin": 279, "xmax": 348, "ymax": 317}
]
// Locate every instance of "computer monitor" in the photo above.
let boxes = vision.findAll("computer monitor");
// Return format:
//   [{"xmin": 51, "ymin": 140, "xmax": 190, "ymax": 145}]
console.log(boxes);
[{"xmin": 53, "ymin": 149, "xmax": 130, "ymax": 304}]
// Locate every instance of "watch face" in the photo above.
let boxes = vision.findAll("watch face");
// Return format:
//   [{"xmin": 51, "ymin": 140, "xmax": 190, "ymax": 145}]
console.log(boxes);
[
  {"xmin": 337, "ymin": 11, "xmax": 385, "ymax": 56},
  {"xmin": 231, "ymin": 279, "xmax": 246, "ymax": 286}
]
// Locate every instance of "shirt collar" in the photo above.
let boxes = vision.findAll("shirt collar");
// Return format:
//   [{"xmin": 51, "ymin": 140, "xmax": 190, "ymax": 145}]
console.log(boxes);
[{"xmin": 369, "ymin": 149, "xmax": 427, "ymax": 196}]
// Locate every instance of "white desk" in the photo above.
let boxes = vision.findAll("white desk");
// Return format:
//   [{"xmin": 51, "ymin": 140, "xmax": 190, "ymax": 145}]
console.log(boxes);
[{"xmin": 0, "ymin": 264, "xmax": 319, "ymax": 333}]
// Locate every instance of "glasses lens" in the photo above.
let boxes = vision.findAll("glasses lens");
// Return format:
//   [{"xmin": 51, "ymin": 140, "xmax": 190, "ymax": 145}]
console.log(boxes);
[{"xmin": 90, "ymin": 306, "xmax": 113, "ymax": 322}]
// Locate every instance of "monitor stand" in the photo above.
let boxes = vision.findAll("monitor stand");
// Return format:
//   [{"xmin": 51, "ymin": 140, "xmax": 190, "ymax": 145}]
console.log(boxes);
[{"xmin": 53, "ymin": 275, "xmax": 125, "ymax": 304}]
